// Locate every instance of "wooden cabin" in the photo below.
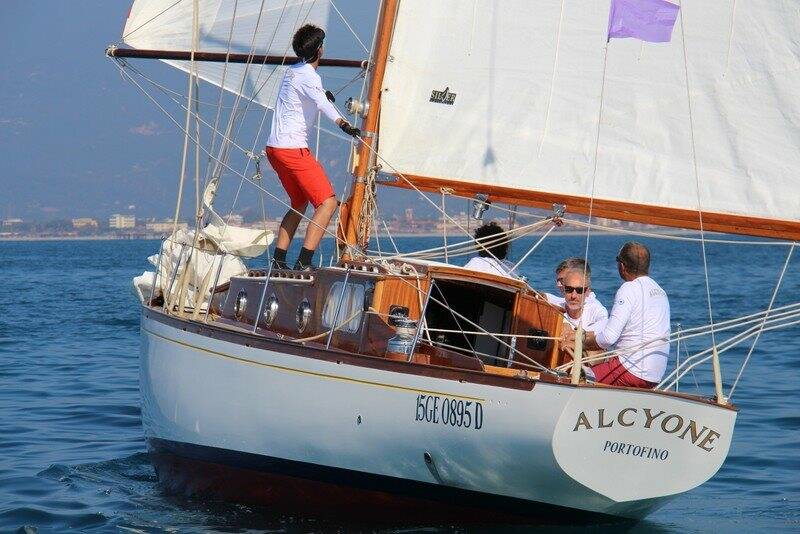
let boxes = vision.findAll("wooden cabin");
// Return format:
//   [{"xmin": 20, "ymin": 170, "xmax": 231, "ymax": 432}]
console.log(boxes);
[{"xmin": 204, "ymin": 260, "xmax": 568, "ymax": 380}]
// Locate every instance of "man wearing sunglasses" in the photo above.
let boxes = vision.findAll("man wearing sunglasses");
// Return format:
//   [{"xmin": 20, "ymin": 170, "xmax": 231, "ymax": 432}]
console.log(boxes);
[
  {"xmin": 563, "ymin": 241, "xmax": 670, "ymax": 388},
  {"xmin": 545, "ymin": 257, "xmax": 607, "ymax": 330},
  {"xmin": 559, "ymin": 268, "xmax": 606, "ymax": 331}
]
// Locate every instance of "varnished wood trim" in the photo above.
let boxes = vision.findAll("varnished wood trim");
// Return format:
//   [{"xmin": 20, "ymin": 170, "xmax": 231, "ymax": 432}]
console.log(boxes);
[
  {"xmin": 143, "ymin": 305, "xmax": 737, "ymax": 412},
  {"xmin": 574, "ymin": 381, "xmax": 738, "ymax": 412},
  {"xmin": 424, "ymin": 264, "xmax": 526, "ymax": 291},
  {"xmin": 342, "ymin": 0, "xmax": 400, "ymax": 249},
  {"xmin": 143, "ymin": 306, "xmax": 536, "ymax": 391},
  {"xmin": 383, "ymin": 175, "xmax": 800, "ymax": 241}
]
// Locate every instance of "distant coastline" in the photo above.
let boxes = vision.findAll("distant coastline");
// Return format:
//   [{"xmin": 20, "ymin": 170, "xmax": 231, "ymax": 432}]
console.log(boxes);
[{"xmin": 0, "ymin": 228, "xmax": 707, "ymax": 243}]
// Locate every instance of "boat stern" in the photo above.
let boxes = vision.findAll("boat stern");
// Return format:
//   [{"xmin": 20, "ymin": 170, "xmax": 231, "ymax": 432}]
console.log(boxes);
[{"xmin": 551, "ymin": 386, "xmax": 737, "ymax": 513}]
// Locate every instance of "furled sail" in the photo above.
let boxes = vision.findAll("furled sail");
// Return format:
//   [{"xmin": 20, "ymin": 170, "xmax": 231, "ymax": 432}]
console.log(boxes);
[
  {"xmin": 122, "ymin": 0, "xmax": 355, "ymax": 109},
  {"xmin": 377, "ymin": 0, "xmax": 800, "ymax": 239}
]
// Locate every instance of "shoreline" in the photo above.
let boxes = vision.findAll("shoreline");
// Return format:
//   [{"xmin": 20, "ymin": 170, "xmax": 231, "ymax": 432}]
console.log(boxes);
[
  {"xmin": 4, "ymin": 225, "xmax": 776, "ymax": 245},
  {"xmin": 0, "ymin": 229, "xmax": 708, "ymax": 243}
]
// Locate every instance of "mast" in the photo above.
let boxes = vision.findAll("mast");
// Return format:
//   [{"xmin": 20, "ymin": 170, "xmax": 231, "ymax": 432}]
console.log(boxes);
[{"xmin": 340, "ymin": 0, "xmax": 399, "ymax": 255}]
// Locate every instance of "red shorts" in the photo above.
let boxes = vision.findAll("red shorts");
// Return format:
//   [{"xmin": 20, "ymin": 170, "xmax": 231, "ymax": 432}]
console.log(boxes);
[
  {"xmin": 266, "ymin": 146, "xmax": 335, "ymax": 210},
  {"xmin": 590, "ymin": 356, "xmax": 658, "ymax": 389}
]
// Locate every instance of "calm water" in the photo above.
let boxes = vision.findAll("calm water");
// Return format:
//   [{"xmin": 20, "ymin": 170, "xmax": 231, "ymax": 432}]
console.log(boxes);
[{"xmin": 1, "ymin": 236, "xmax": 798, "ymax": 533}]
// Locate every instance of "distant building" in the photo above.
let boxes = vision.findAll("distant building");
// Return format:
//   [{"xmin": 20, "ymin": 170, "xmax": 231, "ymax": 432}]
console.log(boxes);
[
  {"xmin": 146, "ymin": 221, "xmax": 187, "ymax": 233},
  {"xmin": 109, "ymin": 214, "xmax": 136, "ymax": 229},
  {"xmin": 72, "ymin": 218, "xmax": 98, "ymax": 229},
  {"xmin": 2, "ymin": 218, "xmax": 23, "ymax": 227}
]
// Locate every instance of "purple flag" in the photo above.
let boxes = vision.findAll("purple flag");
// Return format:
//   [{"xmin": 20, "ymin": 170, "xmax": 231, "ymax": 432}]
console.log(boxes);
[{"xmin": 607, "ymin": 0, "xmax": 680, "ymax": 43}]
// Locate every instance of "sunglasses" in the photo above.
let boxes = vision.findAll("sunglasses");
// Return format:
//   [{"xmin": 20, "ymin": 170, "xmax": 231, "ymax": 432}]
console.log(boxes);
[{"xmin": 563, "ymin": 285, "xmax": 588, "ymax": 295}]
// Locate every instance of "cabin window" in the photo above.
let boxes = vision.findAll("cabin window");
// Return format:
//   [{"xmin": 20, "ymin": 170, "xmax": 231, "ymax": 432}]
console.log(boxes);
[
  {"xmin": 322, "ymin": 282, "xmax": 365, "ymax": 334},
  {"xmin": 424, "ymin": 279, "xmax": 515, "ymax": 366},
  {"xmin": 234, "ymin": 289, "xmax": 247, "ymax": 320}
]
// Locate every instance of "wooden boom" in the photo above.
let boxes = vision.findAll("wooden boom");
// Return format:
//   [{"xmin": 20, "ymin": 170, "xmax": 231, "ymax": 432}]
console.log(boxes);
[
  {"xmin": 106, "ymin": 46, "xmax": 365, "ymax": 69},
  {"xmin": 382, "ymin": 174, "xmax": 800, "ymax": 241}
]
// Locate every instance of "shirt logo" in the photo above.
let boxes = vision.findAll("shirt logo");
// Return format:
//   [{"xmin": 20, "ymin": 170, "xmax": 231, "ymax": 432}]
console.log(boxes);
[{"xmin": 430, "ymin": 86, "xmax": 457, "ymax": 105}]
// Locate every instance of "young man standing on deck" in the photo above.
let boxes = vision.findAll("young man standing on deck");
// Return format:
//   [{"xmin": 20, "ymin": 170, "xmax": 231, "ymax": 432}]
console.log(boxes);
[{"xmin": 266, "ymin": 24, "xmax": 360, "ymax": 270}]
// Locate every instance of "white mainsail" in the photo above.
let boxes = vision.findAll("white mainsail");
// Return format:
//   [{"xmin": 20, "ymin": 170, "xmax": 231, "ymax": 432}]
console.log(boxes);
[
  {"xmin": 122, "ymin": 0, "xmax": 344, "ymax": 109},
  {"xmin": 377, "ymin": 0, "xmax": 800, "ymax": 237}
]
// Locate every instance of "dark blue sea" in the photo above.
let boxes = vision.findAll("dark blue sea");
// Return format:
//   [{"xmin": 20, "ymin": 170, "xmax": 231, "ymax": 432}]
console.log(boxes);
[{"xmin": 1, "ymin": 235, "xmax": 798, "ymax": 533}]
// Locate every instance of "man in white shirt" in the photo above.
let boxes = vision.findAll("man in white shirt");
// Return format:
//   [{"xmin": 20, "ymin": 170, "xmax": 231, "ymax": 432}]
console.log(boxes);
[
  {"xmin": 564, "ymin": 242, "xmax": 670, "ymax": 388},
  {"xmin": 266, "ymin": 24, "xmax": 360, "ymax": 270},
  {"xmin": 558, "ymin": 268, "xmax": 607, "ymax": 332},
  {"xmin": 545, "ymin": 257, "xmax": 607, "ymax": 331},
  {"xmin": 464, "ymin": 222, "xmax": 516, "ymax": 277}
]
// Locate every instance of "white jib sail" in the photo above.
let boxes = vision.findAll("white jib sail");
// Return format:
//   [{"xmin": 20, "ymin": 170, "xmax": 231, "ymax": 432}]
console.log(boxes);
[
  {"xmin": 378, "ymin": 0, "xmax": 800, "ymax": 226},
  {"xmin": 122, "ymin": 0, "xmax": 334, "ymax": 109}
]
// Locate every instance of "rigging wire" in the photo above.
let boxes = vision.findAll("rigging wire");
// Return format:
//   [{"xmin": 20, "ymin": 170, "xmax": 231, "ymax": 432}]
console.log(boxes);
[
  {"xmin": 559, "ymin": 218, "xmax": 795, "ymax": 247},
  {"xmin": 114, "ymin": 0, "xmax": 363, "ymax": 258},
  {"xmin": 332, "ymin": 1, "xmax": 381, "ymax": 260},
  {"xmin": 112, "ymin": 58, "xmax": 347, "ymax": 248},
  {"xmin": 172, "ymin": 1, "xmax": 201, "ymax": 238},
  {"xmin": 113, "ymin": 3, "xmax": 800, "ymax": 390},
  {"xmin": 571, "ymin": 38, "xmax": 610, "ymax": 359},
  {"xmin": 217, "ymin": 0, "xmax": 292, "ymax": 233},
  {"xmin": 660, "ymin": 317, "xmax": 800, "ymax": 392},
  {"xmin": 728, "ymin": 242, "xmax": 795, "ymax": 399},
  {"xmin": 537, "ymin": 0, "xmax": 566, "ymax": 156},
  {"xmin": 203, "ymin": 0, "xmax": 240, "ymax": 191},
  {"xmin": 117, "ymin": 50, "xmax": 800, "ymax": 342},
  {"xmin": 677, "ymin": 0, "xmax": 723, "ymax": 400},
  {"xmin": 329, "ymin": 0, "xmax": 370, "ymax": 54},
  {"xmin": 557, "ymin": 304, "xmax": 800, "ymax": 373},
  {"xmin": 119, "ymin": 0, "xmax": 183, "ymax": 44},
  {"xmin": 131, "ymin": 65, "xmax": 794, "ymax": 386}
]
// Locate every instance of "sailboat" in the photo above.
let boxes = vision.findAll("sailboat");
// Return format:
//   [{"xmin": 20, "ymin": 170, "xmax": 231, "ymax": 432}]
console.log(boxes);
[{"xmin": 108, "ymin": 0, "xmax": 800, "ymax": 522}]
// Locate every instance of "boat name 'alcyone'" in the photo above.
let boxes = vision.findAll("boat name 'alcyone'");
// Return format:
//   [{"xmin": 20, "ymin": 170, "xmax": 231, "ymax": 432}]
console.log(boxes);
[{"xmin": 572, "ymin": 408, "xmax": 721, "ymax": 452}]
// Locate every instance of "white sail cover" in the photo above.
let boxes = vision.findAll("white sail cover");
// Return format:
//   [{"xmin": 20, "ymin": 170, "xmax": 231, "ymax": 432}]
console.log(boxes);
[
  {"xmin": 122, "ymin": 0, "xmax": 337, "ymax": 108},
  {"xmin": 378, "ymin": 0, "xmax": 800, "ymax": 232},
  {"xmin": 132, "ymin": 219, "xmax": 273, "ymax": 307}
]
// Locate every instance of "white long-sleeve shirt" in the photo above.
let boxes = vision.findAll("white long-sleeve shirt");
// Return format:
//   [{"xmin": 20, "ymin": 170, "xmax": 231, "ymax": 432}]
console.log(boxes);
[
  {"xmin": 595, "ymin": 276, "xmax": 670, "ymax": 383},
  {"xmin": 464, "ymin": 257, "xmax": 516, "ymax": 278},
  {"xmin": 545, "ymin": 292, "xmax": 608, "ymax": 332},
  {"xmin": 267, "ymin": 63, "xmax": 340, "ymax": 148}
]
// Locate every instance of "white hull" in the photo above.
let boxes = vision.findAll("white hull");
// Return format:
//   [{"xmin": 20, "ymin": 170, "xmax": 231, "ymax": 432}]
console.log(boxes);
[{"xmin": 140, "ymin": 308, "xmax": 737, "ymax": 520}]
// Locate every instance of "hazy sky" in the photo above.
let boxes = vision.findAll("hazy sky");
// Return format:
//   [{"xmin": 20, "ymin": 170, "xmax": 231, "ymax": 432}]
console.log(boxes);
[{"xmin": 0, "ymin": 1, "xmax": 426, "ymax": 222}]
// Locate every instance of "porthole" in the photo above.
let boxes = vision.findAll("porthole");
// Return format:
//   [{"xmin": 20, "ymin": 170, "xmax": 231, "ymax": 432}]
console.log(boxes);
[
  {"xmin": 296, "ymin": 298, "xmax": 312, "ymax": 333},
  {"xmin": 263, "ymin": 294, "xmax": 279, "ymax": 327},
  {"xmin": 234, "ymin": 289, "xmax": 247, "ymax": 320}
]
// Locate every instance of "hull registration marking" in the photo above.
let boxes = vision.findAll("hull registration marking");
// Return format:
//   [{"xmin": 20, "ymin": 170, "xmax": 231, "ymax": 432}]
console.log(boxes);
[
  {"xmin": 143, "ymin": 327, "xmax": 485, "ymax": 401},
  {"xmin": 415, "ymin": 394, "xmax": 484, "ymax": 430}
]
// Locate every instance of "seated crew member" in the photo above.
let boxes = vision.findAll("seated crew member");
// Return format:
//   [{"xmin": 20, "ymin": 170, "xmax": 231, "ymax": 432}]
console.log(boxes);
[
  {"xmin": 266, "ymin": 24, "xmax": 360, "ymax": 270},
  {"xmin": 559, "ymin": 267, "xmax": 607, "ymax": 332},
  {"xmin": 464, "ymin": 222, "xmax": 515, "ymax": 277},
  {"xmin": 545, "ymin": 257, "xmax": 607, "ymax": 326},
  {"xmin": 563, "ymin": 242, "xmax": 670, "ymax": 389}
]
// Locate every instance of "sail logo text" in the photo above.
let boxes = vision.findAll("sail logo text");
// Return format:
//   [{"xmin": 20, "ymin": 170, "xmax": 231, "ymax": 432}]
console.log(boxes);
[
  {"xmin": 572, "ymin": 408, "xmax": 721, "ymax": 452},
  {"xmin": 430, "ymin": 87, "xmax": 457, "ymax": 105}
]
